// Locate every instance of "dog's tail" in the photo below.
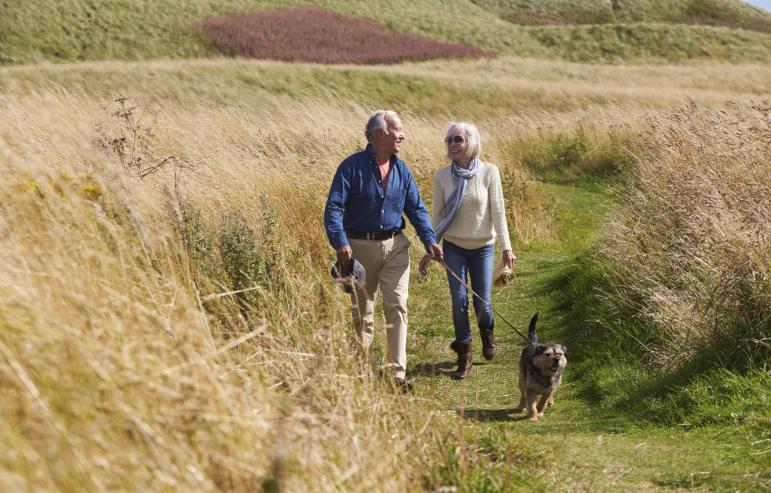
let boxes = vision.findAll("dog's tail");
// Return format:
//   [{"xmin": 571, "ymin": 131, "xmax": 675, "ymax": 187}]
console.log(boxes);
[{"xmin": 527, "ymin": 312, "xmax": 539, "ymax": 345}]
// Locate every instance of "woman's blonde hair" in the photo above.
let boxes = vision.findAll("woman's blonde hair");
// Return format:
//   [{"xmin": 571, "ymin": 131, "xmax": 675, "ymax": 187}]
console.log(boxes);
[{"xmin": 445, "ymin": 122, "xmax": 481, "ymax": 160}]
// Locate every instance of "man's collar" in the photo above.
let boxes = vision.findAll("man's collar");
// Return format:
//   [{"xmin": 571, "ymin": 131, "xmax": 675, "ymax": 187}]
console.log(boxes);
[{"xmin": 364, "ymin": 143, "xmax": 397, "ymax": 164}]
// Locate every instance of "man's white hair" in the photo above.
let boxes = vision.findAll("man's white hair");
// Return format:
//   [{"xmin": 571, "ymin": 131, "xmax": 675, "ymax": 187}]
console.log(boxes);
[
  {"xmin": 365, "ymin": 110, "xmax": 400, "ymax": 142},
  {"xmin": 445, "ymin": 122, "xmax": 482, "ymax": 160}
]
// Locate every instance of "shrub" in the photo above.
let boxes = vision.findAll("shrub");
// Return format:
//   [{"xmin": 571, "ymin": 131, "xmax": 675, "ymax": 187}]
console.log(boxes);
[
  {"xmin": 199, "ymin": 6, "xmax": 488, "ymax": 64},
  {"xmin": 557, "ymin": 102, "xmax": 770, "ymax": 425},
  {"xmin": 513, "ymin": 126, "xmax": 634, "ymax": 183},
  {"xmin": 601, "ymin": 101, "xmax": 770, "ymax": 372}
]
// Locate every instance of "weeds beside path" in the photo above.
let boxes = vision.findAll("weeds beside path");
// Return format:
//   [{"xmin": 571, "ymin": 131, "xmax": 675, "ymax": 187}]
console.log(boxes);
[{"xmin": 408, "ymin": 183, "xmax": 767, "ymax": 491}]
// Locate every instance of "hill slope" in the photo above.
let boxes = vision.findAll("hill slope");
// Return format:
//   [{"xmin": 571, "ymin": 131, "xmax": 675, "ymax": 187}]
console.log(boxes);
[
  {"xmin": 472, "ymin": 0, "xmax": 771, "ymax": 31},
  {"xmin": 1, "ymin": 0, "xmax": 770, "ymax": 64}
]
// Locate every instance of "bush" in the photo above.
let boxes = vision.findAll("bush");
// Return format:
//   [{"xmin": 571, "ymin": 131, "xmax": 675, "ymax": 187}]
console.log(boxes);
[
  {"xmin": 555, "ymin": 102, "xmax": 770, "ymax": 425},
  {"xmin": 199, "ymin": 6, "xmax": 488, "ymax": 64},
  {"xmin": 603, "ymin": 101, "xmax": 770, "ymax": 371}
]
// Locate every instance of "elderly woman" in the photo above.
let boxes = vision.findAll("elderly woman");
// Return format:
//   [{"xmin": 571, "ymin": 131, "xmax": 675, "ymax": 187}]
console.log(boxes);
[{"xmin": 419, "ymin": 122, "xmax": 516, "ymax": 380}]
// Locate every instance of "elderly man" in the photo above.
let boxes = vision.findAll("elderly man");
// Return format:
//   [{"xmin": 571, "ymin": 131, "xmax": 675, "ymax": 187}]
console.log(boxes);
[{"xmin": 324, "ymin": 110, "xmax": 442, "ymax": 390}]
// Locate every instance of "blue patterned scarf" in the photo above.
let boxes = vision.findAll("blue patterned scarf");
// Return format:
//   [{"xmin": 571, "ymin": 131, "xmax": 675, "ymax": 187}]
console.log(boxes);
[{"xmin": 434, "ymin": 157, "xmax": 480, "ymax": 242}]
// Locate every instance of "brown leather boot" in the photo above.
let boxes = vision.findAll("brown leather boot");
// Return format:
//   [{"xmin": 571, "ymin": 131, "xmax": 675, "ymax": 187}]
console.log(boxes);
[
  {"xmin": 480, "ymin": 325, "xmax": 497, "ymax": 360},
  {"xmin": 449, "ymin": 340, "xmax": 473, "ymax": 380}
]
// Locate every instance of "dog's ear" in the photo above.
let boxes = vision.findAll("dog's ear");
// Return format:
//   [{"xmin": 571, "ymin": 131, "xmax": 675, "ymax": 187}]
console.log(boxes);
[
  {"xmin": 534, "ymin": 345, "xmax": 546, "ymax": 356},
  {"xmin": 560, "ymin": 345, "xmax": 568, "ymax": 359}
]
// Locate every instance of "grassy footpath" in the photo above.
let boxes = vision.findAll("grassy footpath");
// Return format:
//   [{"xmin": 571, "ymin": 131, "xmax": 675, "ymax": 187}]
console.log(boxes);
[{"xmin": 405, "ymin": 183, "xmax": 767, "ymax": 491}]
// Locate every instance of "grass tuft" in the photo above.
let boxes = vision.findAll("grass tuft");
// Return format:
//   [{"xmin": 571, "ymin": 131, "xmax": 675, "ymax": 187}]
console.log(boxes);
[{"xmin": 550, "ymin": 101, "xmax": 771, "ymax": 426}]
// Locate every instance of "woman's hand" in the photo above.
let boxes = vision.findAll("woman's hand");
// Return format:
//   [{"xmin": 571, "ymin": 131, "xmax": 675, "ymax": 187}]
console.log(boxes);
[
  {"xmin": 503, "ymin": 250, "xmax": 516, "ymax": 270},
  {"xmin": 419, "ymin": 254, "xmax": 432, "ymax": 277}
]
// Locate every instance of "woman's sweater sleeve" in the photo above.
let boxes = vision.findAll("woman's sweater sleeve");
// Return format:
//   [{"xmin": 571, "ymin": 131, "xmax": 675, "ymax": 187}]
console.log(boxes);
[{"xmin": 489, "ymin": 165, "xmax": 512, "ymax": 251}]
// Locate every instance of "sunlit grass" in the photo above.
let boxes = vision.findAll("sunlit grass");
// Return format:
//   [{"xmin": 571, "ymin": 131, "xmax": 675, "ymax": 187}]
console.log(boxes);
[{"xmin": 1, "ymin": 55, "xmax": 769, "ymax": 490}]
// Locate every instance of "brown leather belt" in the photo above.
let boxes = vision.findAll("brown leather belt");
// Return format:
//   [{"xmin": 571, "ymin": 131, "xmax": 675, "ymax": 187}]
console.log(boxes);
[{"xmin": 346, "ymin": 230, "xmax": 402, "ymax": 241}]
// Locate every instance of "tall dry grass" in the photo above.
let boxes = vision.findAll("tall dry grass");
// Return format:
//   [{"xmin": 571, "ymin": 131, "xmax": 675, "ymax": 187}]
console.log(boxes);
[
  {"xmin": 3, "ymin": 70, "xmax": 761, "ymax": 488},
  {"xmin": 0, "ymin": 93, "xmax": 463, "ymax": 491},
  {"xmin": 1, "ymin": 84, "xmax": 615, "ymax": 490},
  {"xmin": 597, "ymin": 101, "xmax": 770, "ymax": 371}
]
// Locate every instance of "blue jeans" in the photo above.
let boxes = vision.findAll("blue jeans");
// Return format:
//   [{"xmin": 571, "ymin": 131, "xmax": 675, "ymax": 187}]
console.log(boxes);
[{"xmin": 443, "ymin": 240, "xmax": 495, "ymax": 344}]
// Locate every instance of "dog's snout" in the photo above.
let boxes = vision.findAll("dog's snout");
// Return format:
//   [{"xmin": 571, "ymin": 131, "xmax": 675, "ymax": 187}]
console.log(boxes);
[{"xmin": 552, "ymin": 357, "xmax": 560, "ymax": 363}]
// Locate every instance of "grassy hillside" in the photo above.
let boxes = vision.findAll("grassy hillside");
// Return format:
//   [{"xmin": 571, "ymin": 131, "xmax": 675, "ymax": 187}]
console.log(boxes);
[
  {"xmin": 473, "ymin": 0, "xmax": 771, "ymax": 31},
  {"xmin": 1, "ymin": 0, "xmax": 770, "ymax": 64},
  {"xmin": 2, "ymin": 56, "xmax": 769, "ymax": 116}
]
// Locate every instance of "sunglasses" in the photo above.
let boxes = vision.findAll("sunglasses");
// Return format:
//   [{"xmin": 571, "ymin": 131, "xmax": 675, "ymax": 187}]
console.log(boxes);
[{"xmin": 445, "ymin": 135, "xmax": 466, "ymax": 144}]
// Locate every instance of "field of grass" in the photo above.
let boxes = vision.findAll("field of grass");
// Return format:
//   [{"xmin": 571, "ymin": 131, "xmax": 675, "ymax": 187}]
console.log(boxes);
[
  {"xmin": 1, "ymin": 34, "xmax": 770, "ymax": 492},
  {"xmin": 473, "ymin": 0, "xmax": 771, "ymax": 31},
  {"xmin": 2, "ymin": 0, "xmax": 771, "ymax": 64}
]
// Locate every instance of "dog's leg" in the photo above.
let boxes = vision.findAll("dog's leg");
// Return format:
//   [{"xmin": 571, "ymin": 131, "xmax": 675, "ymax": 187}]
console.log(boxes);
[
  {"xmin": 526, "ymin": 389, "xmax": 539, "ymax": 421},
  {"xmin": 513, "ymin": 372, "xmax": 526, "ymax": 412},
  {"xmin": 536, "ymin": 392, "xmax": 553, "ymax": 417},
  {"xmin": 546, "ymin": 393, "xmax": 555, "ymax": 407}
]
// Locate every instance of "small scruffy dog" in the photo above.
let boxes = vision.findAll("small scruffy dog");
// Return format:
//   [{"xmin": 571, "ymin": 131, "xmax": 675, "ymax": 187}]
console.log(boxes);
[{"xmin": 514, "ymin": 313, "xmax": 568, "ymax": 421}]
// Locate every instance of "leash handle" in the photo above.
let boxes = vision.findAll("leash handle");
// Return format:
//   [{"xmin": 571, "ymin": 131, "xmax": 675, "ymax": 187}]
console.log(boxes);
[{"xmin": 435, "ymin": 258, "xmax": 529, "ymax": 343}]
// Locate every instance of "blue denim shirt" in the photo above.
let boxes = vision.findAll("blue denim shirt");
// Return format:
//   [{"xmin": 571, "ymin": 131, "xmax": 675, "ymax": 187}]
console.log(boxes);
[{"xmin": 324, "ymin": 144, "xmax": 436, "ymax": 250}]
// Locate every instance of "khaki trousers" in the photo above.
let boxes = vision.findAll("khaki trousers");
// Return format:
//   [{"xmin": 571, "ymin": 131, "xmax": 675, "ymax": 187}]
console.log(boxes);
[{"xmin": 349, "ymin": 233, "xmax": 411, "ymax": 379}]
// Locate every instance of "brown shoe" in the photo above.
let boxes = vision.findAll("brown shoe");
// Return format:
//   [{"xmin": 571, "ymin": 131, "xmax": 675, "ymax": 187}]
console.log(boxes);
[
  {"xmin": 449, "ymin": 340, "xmax": 473, "ymax": 380},
  {"xmin": 480, "ymin": 326, "xmax": 497, "ymax": 360},
  {"xmin": 394, "ymin": 377, "xmax": 413, "ymax": 393}
]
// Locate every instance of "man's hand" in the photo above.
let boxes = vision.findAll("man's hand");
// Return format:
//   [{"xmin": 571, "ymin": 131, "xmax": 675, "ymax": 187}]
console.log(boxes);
[
  {"xmin": 418, "ymin": 254, "xmax": 432, "ymax": 277},
  {"xmin": 419, "ymin": 244, "xmax": 442, "ymax": 277},
  {"xmin": 503, "ymin": 250, "xmax": 516, "ymax": 270},
  {"xmin": 337, "ymin": 245, "xmax": 353, "ymax": 269},
  {"xmin": 428, "ymin": 243, "xmax": 443, "ymax": 261}
]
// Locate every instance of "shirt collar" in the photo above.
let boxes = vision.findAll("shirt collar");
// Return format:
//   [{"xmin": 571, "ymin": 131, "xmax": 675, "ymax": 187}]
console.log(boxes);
[{"xmin": 365, "ymin": 143, "xmax": 397, "ymax": 165}]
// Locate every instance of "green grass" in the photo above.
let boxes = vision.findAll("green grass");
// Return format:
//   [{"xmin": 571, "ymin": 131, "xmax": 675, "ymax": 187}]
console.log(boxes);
[
  {"xmin": 552, "ymin": 251, "xmax": 771, "ymax": 425},
  {"xmin": 2, "ymin": 0, "xmax": 770, "ymax": 64},
  {"xmin": 400, "ymin": 173, "xmax": 770, "ymax": 490},
  {"xmin": 0, "ymin": 60, "xmax": 581, "ymax": 116},
  {"xmin": 472, "ymin": 0, "xmax": 771, "ymax": 32},
  {"xmin": 0, "ymin": 59, "xmax": 674, "ymax": 122},
  {"xmin": 524, "ymin": 22, "xmax": 771, "ymax": 63}
]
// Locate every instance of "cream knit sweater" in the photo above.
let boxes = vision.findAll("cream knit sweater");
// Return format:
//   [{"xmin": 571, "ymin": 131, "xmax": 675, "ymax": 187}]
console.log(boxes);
[{"xmin": 431, "ymin": 161, "xmax": 512, "ymax": 251}]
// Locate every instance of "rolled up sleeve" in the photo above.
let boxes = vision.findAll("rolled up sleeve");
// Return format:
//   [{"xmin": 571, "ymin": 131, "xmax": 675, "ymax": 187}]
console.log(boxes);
[
  {"xmin": 403, "ymin": 169, "xmax": 437, "ymax": 249},
  {"xmin": 489, "ymin": 165, "xmax": 512, "ymax": 251},
  {"xmin": 324, "ymin": 163, "xmax": 350, "ymax": 249}
]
